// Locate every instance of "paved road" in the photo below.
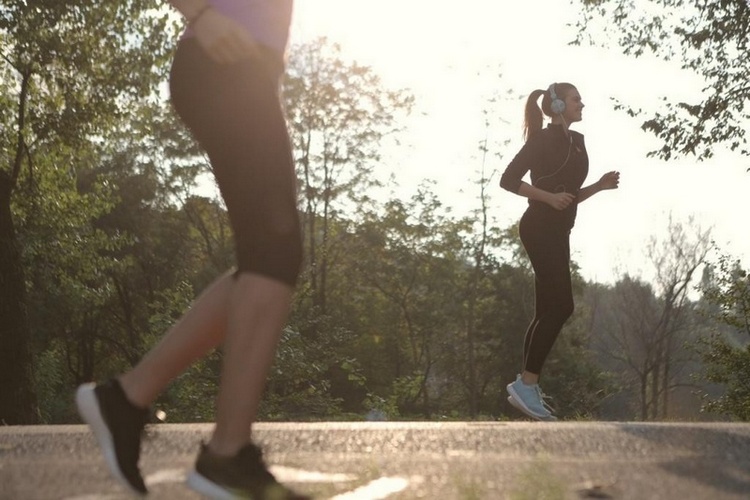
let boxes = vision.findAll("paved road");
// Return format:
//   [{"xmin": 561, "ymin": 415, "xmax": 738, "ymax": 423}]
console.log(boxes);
[{"xmin": 1, "ymin": 422, "xmax": 749, "ymax": 499}]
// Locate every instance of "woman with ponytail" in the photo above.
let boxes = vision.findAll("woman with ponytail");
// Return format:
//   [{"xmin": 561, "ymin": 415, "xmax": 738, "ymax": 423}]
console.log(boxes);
[{"xmin": 499, "ymin": 82, "xmax": 620, "ymax": 421}]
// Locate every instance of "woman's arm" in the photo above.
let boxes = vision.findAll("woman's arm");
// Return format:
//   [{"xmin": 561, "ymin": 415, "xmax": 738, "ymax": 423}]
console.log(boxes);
[
  {"xmin": 500, "ymin": 133, "xmax": 577, "ymax": 211},
  {"xmin": 517, "ymin": 182, "xmax": 576, "ymax": 211},
  {"xmin": 577, "ymin": 170, "xmax": 620, "ymax": 204},
  {"xmin": 167, "ymin": 0, "xmax": 260, "ymax": 64}
]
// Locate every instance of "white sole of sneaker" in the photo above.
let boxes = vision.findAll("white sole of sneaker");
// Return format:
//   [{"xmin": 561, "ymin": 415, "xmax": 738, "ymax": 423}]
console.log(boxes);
[
  {"xmin": 186, "ymin": 470, "xmax": 238, "ymax": 500},
  {"xmin": 507, "ymin": 396, "xmax": 558, "ymax": 421},
  {"xmin": 506, "ymin": 385, "xmax": 554, "ymax": 421},
  {"xmin": 76, "ymin": 383, "xmax": 145, "ymax": 497}
]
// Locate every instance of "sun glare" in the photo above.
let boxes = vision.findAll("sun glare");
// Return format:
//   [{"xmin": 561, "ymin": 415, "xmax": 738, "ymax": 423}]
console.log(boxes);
[{"xmin": 290, "ymin": 0, "xmax": 750, "ymax": 283}]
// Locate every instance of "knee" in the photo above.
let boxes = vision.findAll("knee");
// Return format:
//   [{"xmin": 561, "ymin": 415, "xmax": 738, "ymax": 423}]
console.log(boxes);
[
  {"xmin": 548, "ymin": 297, "xmax": 574, "ymax": 324},
  {"xmin": 558, "ymin": 300, "xmax": 574, "ymax": 323},
  {"xmin": 237, "ymin": 225, "xmax": 303, "ymax": 287}
]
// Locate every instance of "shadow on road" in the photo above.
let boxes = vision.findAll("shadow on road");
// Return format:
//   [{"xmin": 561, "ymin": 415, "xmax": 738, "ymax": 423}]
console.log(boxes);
[{"xmin": 617, "ymin": 423, "xmax": 750, "ymax": 496}]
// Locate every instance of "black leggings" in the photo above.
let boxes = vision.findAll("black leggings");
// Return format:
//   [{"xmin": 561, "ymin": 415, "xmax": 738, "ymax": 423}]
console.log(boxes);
[
  {"xmin": 169, "ymin": 39, "xmax": 302, "ymax": 286},
  {"xmin": 518, "ymin": 209, "xmax": 575, "ymax": 375}
]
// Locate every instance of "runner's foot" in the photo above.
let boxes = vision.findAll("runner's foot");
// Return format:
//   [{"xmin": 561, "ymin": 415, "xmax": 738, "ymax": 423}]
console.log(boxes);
[
  {"xmin": 76, "ymin": 379, "xmax": 149, "ymax": 495},
  {"xmin": 186, "ymin": 441, "xmax": 310, "ymax": 500}
]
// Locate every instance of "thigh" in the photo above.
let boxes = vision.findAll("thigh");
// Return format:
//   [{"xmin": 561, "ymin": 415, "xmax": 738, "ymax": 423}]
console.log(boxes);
[
  {"xmin": 169, "ymin": 40, "xmax": 298, "ymax": 234},
  {"xmin": 520, "ymin": 212, "xmax": 571, "ymax": 291}
]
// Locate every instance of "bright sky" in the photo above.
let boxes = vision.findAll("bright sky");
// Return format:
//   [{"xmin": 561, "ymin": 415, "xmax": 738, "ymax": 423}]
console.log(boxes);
[{"xmin": 289, "ymin": 0, "xmax": 750, "ymax": 285}]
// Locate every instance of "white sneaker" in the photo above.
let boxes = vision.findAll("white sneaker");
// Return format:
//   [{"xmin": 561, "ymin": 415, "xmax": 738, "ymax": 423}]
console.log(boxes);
[{"xmin": 506, "ymin": 375, "xmax": 557, "ymax": 421}]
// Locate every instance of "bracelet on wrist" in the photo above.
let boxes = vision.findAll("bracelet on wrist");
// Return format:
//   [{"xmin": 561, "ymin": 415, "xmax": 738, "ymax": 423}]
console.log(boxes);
[{"xmin": 188, "ymin": 3, "xmax": 211, "ymax": 27}]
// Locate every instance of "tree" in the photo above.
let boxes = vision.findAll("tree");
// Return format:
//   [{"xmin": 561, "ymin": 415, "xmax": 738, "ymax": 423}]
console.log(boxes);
[
  {"xmin": 23, "ymin": 118, "xmax": 224, "ymax": 423},
  {"xmin": 590, "ymin": 275, "xmax": 664, "ymax": 419},
  {"xmin": 348, "ymin": 186, "xmax": 469, "ymax": 417},
  {"xmin": 0, "ymin": 1, "xmax": 175, "ymax": 423},
  {"xmin": 696, "ymin": 255, "xmax": 750, "ymax": 420},
  {"xmin": 463, "ymin": 133, "xmax": 494, "ymax": 417},
  {"xmin": 283, "ymin": 37, "xmax": 413, "ymax": 318},
  {"xmin": 576, "ymin": 0, "xmax": 750, "ymax": 163},
  {"xmin": 591, "ymin": 216, "xmax": 712, "ymax": 419},
  {"xmin": 461, "ymin": 92, "xmax": 513, "ymax": 417}
]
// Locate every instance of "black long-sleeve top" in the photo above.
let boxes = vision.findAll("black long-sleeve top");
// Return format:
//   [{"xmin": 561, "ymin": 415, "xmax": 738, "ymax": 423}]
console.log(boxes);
[{"xmin": 499, "ymin": 124, "xmax": 589, "ymax": 229}]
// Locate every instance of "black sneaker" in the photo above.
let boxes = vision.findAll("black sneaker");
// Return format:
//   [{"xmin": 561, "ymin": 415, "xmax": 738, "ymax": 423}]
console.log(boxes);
[
  {"xmin": 76, "ymin": 379, "xmax": 150, "ymax": 495},
  {"xmin": 186, "ymin": 442, "xmax": 311, "ymax": 500}
]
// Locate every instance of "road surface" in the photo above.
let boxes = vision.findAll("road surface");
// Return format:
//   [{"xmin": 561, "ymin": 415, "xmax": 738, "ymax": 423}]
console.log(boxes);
[{"xmin": 1, "ymin": 421, "xmax": 749, "ymax": 499}]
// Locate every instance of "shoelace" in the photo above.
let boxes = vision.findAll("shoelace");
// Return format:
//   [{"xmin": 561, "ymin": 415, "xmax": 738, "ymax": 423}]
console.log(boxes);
[{"xmin": 535, "ymin": 386, "xmax": 556, "ymax": 414}]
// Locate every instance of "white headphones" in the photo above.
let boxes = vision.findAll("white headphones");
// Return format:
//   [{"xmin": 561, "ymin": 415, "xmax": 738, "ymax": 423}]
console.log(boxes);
[{"xmin": 548, "ymin": 83, "xmax": 565, "ymax": 115}]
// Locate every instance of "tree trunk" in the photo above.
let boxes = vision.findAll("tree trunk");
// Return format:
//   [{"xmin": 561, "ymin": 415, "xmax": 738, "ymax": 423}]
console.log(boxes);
[
  {"xmin": 0, "ymin": 171, "xmax": 38, "ymax": 424},
  {"xmin": 640, "ymin": 372, "xmax": 648, "ymax": 421},
  {"xmin": 650, "ymin": 359, "xmax": 660, "ymax": 420},
  {"xmin": 466, "ymin": 297, "xmax": 478, "ymax": 417},
  {"xmin": 661, "ymin": 349, "xmax": 671, "ymax": 419}
]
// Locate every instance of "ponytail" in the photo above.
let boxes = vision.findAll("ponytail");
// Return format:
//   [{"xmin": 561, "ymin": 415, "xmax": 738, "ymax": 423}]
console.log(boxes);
[
  {"xmin": 523, "ymin": 89, "xmax": 546, "ymax": 142},
  {"xmin": 522, "ymin": 82, "xmax": 576, "ymax": 142}
]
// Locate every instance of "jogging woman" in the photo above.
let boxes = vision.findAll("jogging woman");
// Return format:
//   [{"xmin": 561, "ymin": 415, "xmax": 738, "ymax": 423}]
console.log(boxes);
[
  {"xmin": 499, "ymin": 82, "xmax": 620, "ymax": 421},
  {"xmin": 76, "ymin": 1, "xmax": 308, "ymax": 498}
]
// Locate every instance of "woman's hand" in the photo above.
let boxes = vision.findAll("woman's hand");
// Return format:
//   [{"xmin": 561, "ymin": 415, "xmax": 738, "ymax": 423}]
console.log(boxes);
[
  {"xmin": 598, "ymin": 170, "xmax": 620, "ymax": 190},
  {"xmin": 192, "ymin": 8, "xmax": 260, "ymax": 64},
  {"xmin": 545, "ymin": 191, "xmax": 576, "ymax": 211}
]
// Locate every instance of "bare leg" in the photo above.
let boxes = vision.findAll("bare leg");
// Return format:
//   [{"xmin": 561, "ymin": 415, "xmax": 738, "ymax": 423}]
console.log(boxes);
[
  {"xmin": 521, "ymin": 371, "xmax": 540, "ymax": 385},
  {"xmin": 207, "ymin": 273, "xmax": 293, "ymax": 456},
  {"xmin": 118, "ymin": 271, "xmax": 235, "ymax": 408},
  {"xmin": 117, "ymin": 270, "xmax": 293, "ymax": 457}
]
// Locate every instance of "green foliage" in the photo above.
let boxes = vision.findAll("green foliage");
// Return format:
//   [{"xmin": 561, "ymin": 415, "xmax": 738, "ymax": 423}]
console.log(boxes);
[
  {"xmin": 541, "ymin": 330, "xmax": 618, "ymax": 420},
  {"xmin": 700, "ymin": 255, "xmax": 750, "ymax": 334},
  {"xmin": 582, "ymin": 217, "xmax": 713, "ymax": 421},
  {"xmin": 262, "ymin": 325, "xmax": 347, "ymax": 421},
  {"xmin": 576, "ymin": 0, "xmax": 750, "ymax": 162},
  {"xmin": 284, "ymin": 36, "xmax": 414, "ymax": 317},
  {"xmin": 362, "ymin": 393, "xmax": 400, "ymax": 421},
  {"xmin": 1, "ymin": 0, "xmax": 177, "ymax": 422},
  {"xmin": 159, "ymin": 355, "xmax": 221, "ymax": 423},
  {"xmin": 16, "ymin": 109, "xmax": 223, "ymax": 420},
  {"xmin": 35, "ymin": 340, "xmax": 78, "ymax": 423},
  {"xmin": 696, "ymin": 255, "xmax": 750, "ymax": 420},
  {"xmin": 6, "ymin": 11, "xmax": 618, "ymax": 424},
  {"xmin": 696, "ymin": 335, "xmax": 750, "ymax": 420},
  {"xmin": 1, "ymin": 1, "xmax": 177, "ymax": 152}
]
